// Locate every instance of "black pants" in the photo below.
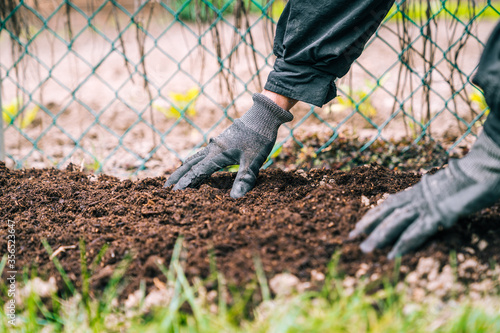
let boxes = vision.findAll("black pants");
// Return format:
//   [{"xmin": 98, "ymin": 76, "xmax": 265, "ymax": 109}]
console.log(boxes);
[
  {"xmin": 473, "ymin": 21, "xmax": 500, "ymax": 145},
  {"xmin": 264, "ymin": 0, "xmax": 395, "ymax": 107}
]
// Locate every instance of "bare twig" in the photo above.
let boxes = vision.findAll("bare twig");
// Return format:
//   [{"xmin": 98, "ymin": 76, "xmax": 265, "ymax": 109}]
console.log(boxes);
[
  {"xmin": 49, "ymin": 245, "xmax": 78, "ymax": 260},
  {"xmin": 112, "ymin": 1, "xmax": 136, "ymax": 83},
  {"xmin": 134, "ymin": 0, "xmax": 158, "ymax": 149}
]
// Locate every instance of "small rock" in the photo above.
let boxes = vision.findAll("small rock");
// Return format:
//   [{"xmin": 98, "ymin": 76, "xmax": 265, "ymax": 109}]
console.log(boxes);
[
  {"xmin": 87, "ymin": 174, "xmax": 98, "ymax": 182},
  {"xmin": 415, "ymin": 257, "xmax": 439, "ymax": 279},
  {"xmin": 464, "ymin": 247, "xmax": 475, "ymax": 255},
  {"xmin": 471, "ymin": 234, "xmax": 480, "ymax": 244},
  {"xmin": 412, "ymin": 288, "xmax": 426, "ymax": 302},
  {"xmin": 125, "ymin": 289, "xmax": 144, "ymax": 309},
  {"xmin": 343, "ymin": 276, "xmax": 356, "ymax": 289},
  {"xmin": 458, "ymin": 258, "xmax": 481, "ymax": 279},
  {"xmin": 206, "ymin": 290, "xmax": 218, "ymax": 303},
  {"xmin": 478, "ymin": 240, "xmax": 488, "ymax": 251},
  {"xmin": 361, "ymin": 195, "xmax": 370, "ymax": 207},
  {"xmin": 17, "ymin": 277, "xmax": 57, "ymax": 305},
  {"xmin": 426, "ymin": 265, "xmax": 455, "ymax": 298},
  {"xmin": 37, "ymin": 276, "xmax": 57, "ymax": 298},
  {"xmin": 355, "ymin": 263, "xmax": 369, "ymax": 278},
  {"xmin": 297, "ymin": 282, "xmax": 312, "ymax": 293},
  {"xmin": 255, "ymin": 300, "xmax": 278, "ymax": 321},
  {"xmin": 311, "ymin": 269, "xmax": 325, "ymax": 282},
  {"xmin": 144, "ymin": 288, "xmax": 174, "ymax": 309},
  {"xmin": 395, "ymin": 282, "xmax": 405, "ymax": 293},
  {"xmin": 296, "ymin": 169, "xmax": 307, "ymax": 178},
  {"xmin": 470, "ymin": 280, "xmax": 493, "ymax": 293},
  {"xmin": 406, "ymin": 272, "xmax": 419, "ymax": 285},
  {"xmin": 269, "ymin": 273, "xmax": 300, "ymax": 297}
]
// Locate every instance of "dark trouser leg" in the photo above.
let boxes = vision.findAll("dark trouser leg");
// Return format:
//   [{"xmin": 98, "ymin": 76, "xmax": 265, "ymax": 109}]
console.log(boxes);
[
  {"xmin": 265, "ymin": 0, "xmax": 396, "ymax": 107},
  {"xmin": 472, "ymin": 20, "xmax": 500, "ymax": 146}
]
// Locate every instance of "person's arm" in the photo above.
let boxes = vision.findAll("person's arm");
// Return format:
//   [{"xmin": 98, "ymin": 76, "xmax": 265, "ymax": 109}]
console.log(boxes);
[
  {"xmin": 267, "ymin": 0, "xmax": 396, "ymax": 107},
  {"xmin": 164, "ymin": 93, "xmax": 293, "ymax": 198},
  {"xmin": 165, "ymin": 0, "xmax": 395, "ymax": 197},
  {"xmin": 349, "ymin": 21, "xmax": 500, "ymax": 258}
]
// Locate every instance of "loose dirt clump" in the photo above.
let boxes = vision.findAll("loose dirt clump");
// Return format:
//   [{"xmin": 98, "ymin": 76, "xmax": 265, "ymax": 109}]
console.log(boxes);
[{"xmin": 1, "ymin": 162, "xmax": 499, "ymax": 298}]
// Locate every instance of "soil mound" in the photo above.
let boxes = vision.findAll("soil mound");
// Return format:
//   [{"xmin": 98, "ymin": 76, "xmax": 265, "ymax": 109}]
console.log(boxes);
[{"xmin": 1, "ymin": 162, "xmax": 499, "ymax": 297}]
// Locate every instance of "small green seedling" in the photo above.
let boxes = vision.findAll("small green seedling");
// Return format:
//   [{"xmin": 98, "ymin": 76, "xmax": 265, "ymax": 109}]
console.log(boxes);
[
  {"xmin": 470, "ymin": 88, "xmax": 489, "ymax": 115},
  {"xmin": 153, "ymin": 87, "xmax": 199, "ymax": 119},
  {"xmin": 2, "ymin": 96, "xmax": 40, "ymax": 129},
  {"xmin": 20, "ymin": 105, "xmax": 40, "ymax": 129},
  {"xmin": 86, "ymin": 157, "xmax": 102, "ymax": 173},
  {"xmin": 470, "ymin": 87, "xmax": 489, "ymax": 127},
  {"xmin": 2, "ymin": 97, "xmax": 22, "ymax": 125},
  {"xmin": 270, "ymin": 0, "xmax": 286, "ymax": 21}
]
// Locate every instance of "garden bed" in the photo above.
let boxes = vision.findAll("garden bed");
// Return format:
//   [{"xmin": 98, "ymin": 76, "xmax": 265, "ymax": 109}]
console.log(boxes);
[{"xmin": 1, "ymin": 161, "xmax": 499, "ymax": 299}]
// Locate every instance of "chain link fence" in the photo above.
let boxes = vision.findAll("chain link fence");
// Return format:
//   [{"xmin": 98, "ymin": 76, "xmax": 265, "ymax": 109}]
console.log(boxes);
[{"xmin": 1, "ymin": 0, "xmax": 499, "ymax": 176}]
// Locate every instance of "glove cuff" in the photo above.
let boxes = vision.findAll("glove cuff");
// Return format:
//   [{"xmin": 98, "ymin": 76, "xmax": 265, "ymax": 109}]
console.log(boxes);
[
  {"xmin": 457, "ymin": 130, "xmax": 500, "ymax": 183},
  {"xmin": 239, "ymin": 93, "xmax": 294, "ymax": 140}
]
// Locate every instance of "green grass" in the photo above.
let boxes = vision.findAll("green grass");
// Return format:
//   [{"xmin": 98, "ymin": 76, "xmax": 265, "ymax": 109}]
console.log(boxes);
[{"xmin": 1, "ymin": 239, "xmax": 500, "ymax": 332}]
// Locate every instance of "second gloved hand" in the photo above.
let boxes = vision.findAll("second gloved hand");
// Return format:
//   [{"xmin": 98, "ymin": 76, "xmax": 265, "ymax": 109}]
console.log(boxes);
[
  {"xmin": 164, "ymin": 93, "xmax": 293, "ymax": 199},
  {"xmin": 349, "ymin": 131, "xmax": 500, "ymax": 259}
]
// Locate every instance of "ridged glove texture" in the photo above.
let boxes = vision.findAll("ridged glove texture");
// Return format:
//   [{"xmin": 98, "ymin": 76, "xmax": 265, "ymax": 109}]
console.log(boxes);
[
  {"xmin": 349, "ymin": 131, "xmax": 500, "ymax": 259},
  {"xmin": 164, "ymin": 93, "xmax": 293, "ymax": 198}
]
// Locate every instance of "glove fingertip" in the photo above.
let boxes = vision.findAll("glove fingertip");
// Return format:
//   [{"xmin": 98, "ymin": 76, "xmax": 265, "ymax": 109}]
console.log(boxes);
[
  {"xmin": 349, "ymin": 214, "xmax": 378, "ymax": 238},
  {"xmin": 230, "ymin": 191, "xmax": 244, "ymax": 199},
  {"xmin": 230, "ymin": 182, "xmax": 250, "ymax": 199},
  {"xmin": 164, "ymin": 178, "xmax": 175, "ymax": 188},
  {"xmin": 387, "ymin": 249, "xmax": 400, "ymax": 260},
  {"xmin": 359, "ymin": 241, "xmax": 375, "ymax": 253},
  {"xmin": 173, "ymin": 182, "xmax": 188, "ymax": 191},
  {"xmin": 348, "ymin": 229, "xmax": 361, "ymax": 239}
]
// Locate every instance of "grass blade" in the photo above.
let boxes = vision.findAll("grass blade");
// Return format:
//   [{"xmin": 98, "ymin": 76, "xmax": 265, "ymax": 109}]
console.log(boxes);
[{"xmin": 41, "ymin": 239, "xmax": 75, "ymax": 295}]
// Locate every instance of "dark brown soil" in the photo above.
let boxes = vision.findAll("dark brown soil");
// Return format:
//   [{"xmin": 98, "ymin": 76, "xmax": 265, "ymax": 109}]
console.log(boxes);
[{"xmin": 1, "ymin": 162, "xmax": 499, "ymax": 298}]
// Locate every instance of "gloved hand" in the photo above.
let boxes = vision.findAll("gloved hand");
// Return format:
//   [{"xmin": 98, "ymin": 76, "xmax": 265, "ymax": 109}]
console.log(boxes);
[
  {"xmin": 164, "ymin": 93, "xmax": 293, "ymax": 198},
  {"xmin": 349, "ymin": 131, "xmax": 500, "ymax": 259}
]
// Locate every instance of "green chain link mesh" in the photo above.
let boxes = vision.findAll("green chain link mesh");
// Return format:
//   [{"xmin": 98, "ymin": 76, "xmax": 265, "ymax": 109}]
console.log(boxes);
[{"xmin": 1, "ymin": 0, "xmax": 499, "ymax": 175}]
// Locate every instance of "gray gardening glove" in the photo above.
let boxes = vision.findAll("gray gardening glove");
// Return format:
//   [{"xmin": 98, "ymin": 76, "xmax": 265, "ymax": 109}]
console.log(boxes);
[
  {"xmin": 164, "ymin": 93, "xmax": 293, "ymax": 198},
  {"xmin": 349, "ymin": 131, "xmax": 500, "ymax": 259}
]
